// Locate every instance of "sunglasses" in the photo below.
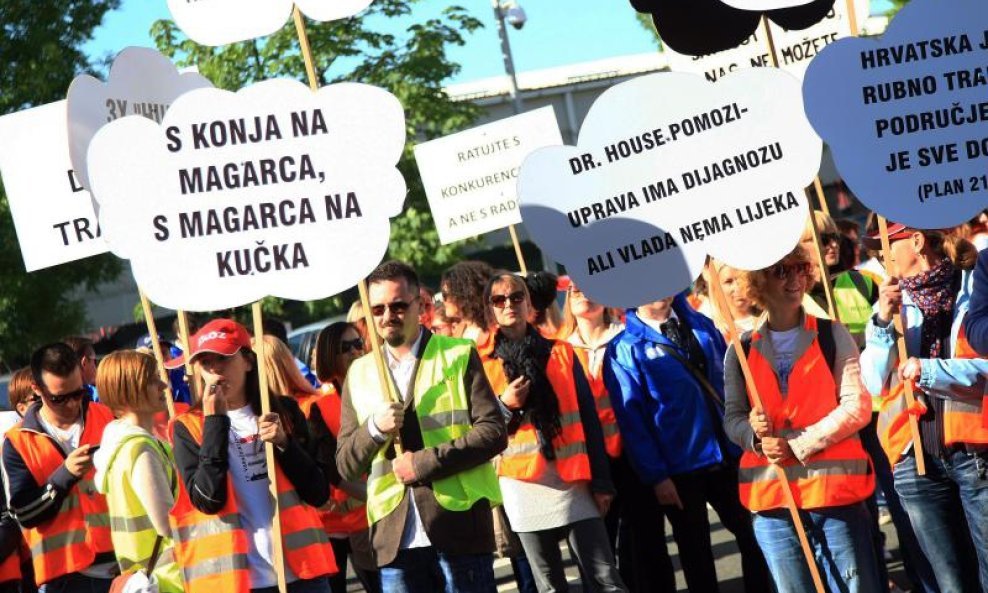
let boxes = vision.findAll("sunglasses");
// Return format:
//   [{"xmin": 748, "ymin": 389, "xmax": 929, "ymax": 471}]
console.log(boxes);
[
  {"xmin": 490, "ymin": 291, "xmax": 526, "ymax": 308},
  {"xmin": 370, "ymin": 297, "xmax": 417, "ymax": 318},
  {"xmin": 770, "ymin": 262, "xmax": 812, "ymax": 281},
  {"xmin": 44, "ymin": 387, "xmax": 88, "ymax": 405},
  {"xmin": 341, "ymin": 338, "xmax": 364, "ymax": 353},
  {"xmin": 820, "ymin": 232, "xmax": 841, "ymax": 246}
]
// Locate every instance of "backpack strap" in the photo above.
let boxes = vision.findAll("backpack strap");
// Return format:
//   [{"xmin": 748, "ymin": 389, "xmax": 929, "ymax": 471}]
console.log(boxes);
[{"xmin": 816, "ymin": 318, "xmax": 836, "ymax": 375}]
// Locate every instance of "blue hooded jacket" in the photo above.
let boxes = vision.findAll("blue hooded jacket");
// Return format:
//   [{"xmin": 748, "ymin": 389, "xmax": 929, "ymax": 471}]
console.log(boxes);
[{"xmin": 603, "ymin": 294, "xmax": 737, "ymax": 485}]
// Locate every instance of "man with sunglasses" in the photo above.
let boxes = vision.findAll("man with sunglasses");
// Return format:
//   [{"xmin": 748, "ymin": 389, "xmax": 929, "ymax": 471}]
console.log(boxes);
[
  {"xmin": 337, "ymin": 260, "xmax": 507, "ymax": 593},
  {"xmin": 2, "ymin": 342, "xmax": 116, "ymax": 592}
]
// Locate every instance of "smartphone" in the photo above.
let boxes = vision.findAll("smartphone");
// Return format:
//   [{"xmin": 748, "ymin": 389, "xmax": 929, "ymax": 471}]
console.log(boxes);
[{"xmin": 86, "ymin": 445, "xmax": 100, "ymax": 453}]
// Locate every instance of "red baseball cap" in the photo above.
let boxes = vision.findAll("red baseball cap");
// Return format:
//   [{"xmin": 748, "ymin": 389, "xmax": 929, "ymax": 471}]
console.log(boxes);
[
  {"xmin": 164, "ymin": 319, "xmax": 252, "ymax": 369},
  {"xmin": 861, "ymin": 222, "xmax": 916, "ymax": 250}
]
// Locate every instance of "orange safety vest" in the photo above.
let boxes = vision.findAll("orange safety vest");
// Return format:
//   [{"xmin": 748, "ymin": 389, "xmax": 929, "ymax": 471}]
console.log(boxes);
[
  {"xmin": 571, "ymin": 347, "xmax": 622, "ymax": 458},
  {"xmin": 738, "ymin": 316, "xmax": 874, "ymax": 511},
  {"xmin": 877, "ymin": 325, "xmax": 988, "ymax": 465},
  {"xmin": 168, "ymin": 411, "xmax": 337, "ymax": 593},
  {"xmin": 298, "ymin": 385, "xmax": 368, "ymax": 535},
  {"xmin": 481, "ymin": 337, "xmax": 591, "ymax": 482},
  {"xmin": 6, "ymin": 402, "xmax": 114, "ymax": 585},
  {"xmin": 0, "ymin": 549, "xmax": 19, "ymax": 584}
]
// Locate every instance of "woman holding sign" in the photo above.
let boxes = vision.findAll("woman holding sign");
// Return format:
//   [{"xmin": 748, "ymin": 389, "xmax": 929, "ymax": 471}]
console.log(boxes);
[
  {"xmin": 479, "ymin": 272, "xmax": 627, "ymax": 593},
  {"xmin": 723, "ymin": 247, "xmax": 881, "ymax": 593},
  {"xmin": 169, "ymin": 319, "xmax": 337, "ymax": 593},
  {"xmin": 860, "ymin": 226, "xmax": 988, "ymax": 593}
]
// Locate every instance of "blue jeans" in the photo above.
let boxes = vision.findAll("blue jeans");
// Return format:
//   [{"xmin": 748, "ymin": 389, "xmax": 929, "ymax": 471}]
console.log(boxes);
[
  {"xmin": 379, "ymin": 548, "xmax": 496, "ymax": 593},
  {"xmin": 894, "ymin": 450, "xmax": 988, "ymax": 593},
  {"xmin": 38, "ymin": 573, "xmax": 111, "ymax": 593},
  {"xmin": 753, "ymin": 502, "xmax": 881, "ymax": 593},
  {"xmin": 252, "ymin": 576, "xmax": 332, "ymax": 593}
]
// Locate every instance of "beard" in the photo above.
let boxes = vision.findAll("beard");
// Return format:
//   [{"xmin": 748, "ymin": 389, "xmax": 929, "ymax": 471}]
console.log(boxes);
[{"xmin": 380, "ymin": 320, "xmax": 406, "ymax": 347}]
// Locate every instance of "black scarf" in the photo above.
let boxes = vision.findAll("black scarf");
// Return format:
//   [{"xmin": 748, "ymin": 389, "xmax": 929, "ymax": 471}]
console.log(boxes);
[{"xmin": 492, "ymin": 325, "xmax": 562, "ymax": 459}]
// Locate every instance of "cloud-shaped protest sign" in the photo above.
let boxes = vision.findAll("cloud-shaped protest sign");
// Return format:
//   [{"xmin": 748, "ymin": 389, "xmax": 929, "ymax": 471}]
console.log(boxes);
[
  {"xmin": 86, "ymin": 78, "xmax": 406, "ymax": 312},
  {"xmin": 631, "ymin": 0, "xmax": 835, "ymax": 56},
  {"xmin": 166, "ymin": 0, "xmax": 373, "ymax": 46},
  {"xmin": 517, "ymin": 69, "xmax": 820, "ymax": 309},
  {"xmin": 803, "ymin": 0, "xmax": 988, "ymax": 229},
  {"xmin": 67, "ymin": 47, "xmax": 212, "ymax": 193}
]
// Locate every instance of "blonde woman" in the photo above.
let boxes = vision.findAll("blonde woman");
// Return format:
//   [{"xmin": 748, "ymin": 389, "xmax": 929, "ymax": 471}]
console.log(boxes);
[
  {"xmin": 698, "ymin": 260, "xmax": 761, "ymax": 337},
  {"xmin": 258, "ymin": 335, "xmax": 320, "ymax": 404},
  {"xmin": 723, "ymin": 247, "xmax": 880, "ymax": 593},
  {"xmin": 93, "ymin": 350, "xmax": 183, "ymax": 592}
]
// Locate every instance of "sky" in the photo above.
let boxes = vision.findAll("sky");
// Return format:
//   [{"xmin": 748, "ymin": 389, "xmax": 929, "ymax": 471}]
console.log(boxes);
[{"xmin": 84, "ymin": 1, "xmax": 898, "ymax": 85}]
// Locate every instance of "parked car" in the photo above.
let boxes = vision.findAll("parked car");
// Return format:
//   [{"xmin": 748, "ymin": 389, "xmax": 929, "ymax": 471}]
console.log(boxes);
[{"xmin": 287, "ymin": 315, "xmax": 346, "ymax": 372}]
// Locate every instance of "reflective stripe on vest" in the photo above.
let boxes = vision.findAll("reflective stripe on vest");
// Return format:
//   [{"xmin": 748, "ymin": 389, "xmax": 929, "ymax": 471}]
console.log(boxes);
[
  {"xmin": 298, "ymin": 391, "xmax": 368, "ymax": 535},
  {"xmin": 572, "ymin": 347, "xmax": 622, "ymax": 458},
  {"xmin": 833, "ymin": 272, "xmax": 873, "ymax": 336},
  {"xmin": 7, "ymin": 402, "xmax": 114, "ymax": 585},
  {"xmin": 483, "ymin": 338, "xmax": 592, "ymax": 483},
  {"xmin": 101, "ymin": 433, "xmax": 183, "ymax": 592},
  {"xmin": 168, "ymin": 412, "xmax": 337, "ymax": 593},
  {"xmin": 877, "ymin": 324, "xmax": 988, "ymax": 465},
  {"xmin": 739, "ymin": 315, "xmax": 874, "ymax": 511},
  {"xmin": 348, "ymin": 335, "xmax": 502, "ymax": 525}
]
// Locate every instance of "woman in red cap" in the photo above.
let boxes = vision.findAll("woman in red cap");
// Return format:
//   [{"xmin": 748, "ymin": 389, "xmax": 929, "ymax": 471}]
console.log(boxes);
[{"xmin": 169, "ymin": 318, "xmax": 337, "ymax": 593}]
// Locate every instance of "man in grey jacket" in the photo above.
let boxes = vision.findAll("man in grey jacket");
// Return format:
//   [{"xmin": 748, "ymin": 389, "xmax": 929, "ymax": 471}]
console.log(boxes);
[{"xmin": 337, "ymin": 260, "xmax": 507, "ymax": 593}]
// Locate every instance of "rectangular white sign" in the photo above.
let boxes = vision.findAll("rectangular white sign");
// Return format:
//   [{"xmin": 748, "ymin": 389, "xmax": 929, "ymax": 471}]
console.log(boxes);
[
  {"xmin": 0, "ymin": 101, "xmax": 107, "ymax": 272},
  {"xmin": 665, "ymin": 0, "xmax": 868, "ymax": 82},
  {"xmin": 415, "ymin": 106, "xmax": 564, "ymax": 244}
]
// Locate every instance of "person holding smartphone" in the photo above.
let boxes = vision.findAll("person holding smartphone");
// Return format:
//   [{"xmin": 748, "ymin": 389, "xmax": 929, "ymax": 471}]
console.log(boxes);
[{"xmin": 2, "ymin": 342, "xmax": 116, "ymax": 592}]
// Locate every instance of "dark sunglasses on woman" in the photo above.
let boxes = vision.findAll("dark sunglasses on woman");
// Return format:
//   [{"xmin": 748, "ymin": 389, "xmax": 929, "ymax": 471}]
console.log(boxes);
[
  {"xmin": 490, "ymin": 292, "xmax": 526, "ymax": 308},
  {"xmin": 770, "ymin": 262, "xmax": 812, "ymax": 281},
  {"xmin": 341, "ymin": 338, "xmax": 364, "ymax": 353}
]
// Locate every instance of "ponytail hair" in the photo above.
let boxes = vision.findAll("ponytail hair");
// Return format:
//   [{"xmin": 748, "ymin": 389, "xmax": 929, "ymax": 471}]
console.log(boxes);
[{"xmin": 929, "ymin": 231, "xmax": 977, "ymax": 271}]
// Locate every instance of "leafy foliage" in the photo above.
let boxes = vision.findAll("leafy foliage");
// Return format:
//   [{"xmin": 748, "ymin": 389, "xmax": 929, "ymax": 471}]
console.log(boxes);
[
  {"xmin": 153, "ymin": 1, "xmax": 485, "ymax": 321},
  {"xmin": 0, "ymin": 0, "xmax": 122, "ymax": 369}
]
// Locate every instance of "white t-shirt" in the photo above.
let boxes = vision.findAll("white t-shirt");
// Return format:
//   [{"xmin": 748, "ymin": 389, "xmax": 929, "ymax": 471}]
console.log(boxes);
[
  {"xmin": 769, "ymin": 328, "xmax": 800, "ymax": 394},
  {"xmin": 226, "ymin": 405, "xmax": 298, "ymax": 588}
]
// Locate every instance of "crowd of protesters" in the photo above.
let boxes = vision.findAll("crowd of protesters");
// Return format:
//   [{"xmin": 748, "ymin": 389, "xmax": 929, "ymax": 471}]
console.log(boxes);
[{"xmin": 0, "ymin": 210, "xmax": 986, "ymax": 593}]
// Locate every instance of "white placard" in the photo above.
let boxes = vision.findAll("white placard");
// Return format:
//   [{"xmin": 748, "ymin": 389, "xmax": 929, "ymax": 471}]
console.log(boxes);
[
  {"xmin": 720, "ymin": 0, "xmax": 816, "ymax": 9},
  {"xmin": 166, "ymin": 0, "xmax": 374, "ymax": 46},
  {"xmin": 0, "ymin": 101, "xmax": 108, "ymax": 272},
  {"xmin": 86, "ymin": 78, "xmax": 406, "ymax": 312},
  {"xmin": 414, "ymin": 107, "xmax": 563, "ymax": 245},
  {"xmin": 517, "ymin": 69, "xmax": 821, "ymax": 308},
  {"xmin": 665, "ymin": 0, "xmax": 868, "ymax": 82},
  {"xmin": 68, "ymin": 47, "xmax": 213, "ymax": 192}
]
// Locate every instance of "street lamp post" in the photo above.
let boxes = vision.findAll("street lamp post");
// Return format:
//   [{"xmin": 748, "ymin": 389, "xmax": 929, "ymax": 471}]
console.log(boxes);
[{"xmin": 492, "ymin": 0, "xmax": 524, "ymax": 115}]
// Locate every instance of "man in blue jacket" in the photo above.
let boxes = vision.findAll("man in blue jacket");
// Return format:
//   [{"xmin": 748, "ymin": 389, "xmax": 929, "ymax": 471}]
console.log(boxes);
[
  {"xmin": 964, "ymin": 248, "xmax": 988, "ymax": 355},
  {"xmin": 604, "ymin": 294, "xmax": 768, "ymax": 593}
]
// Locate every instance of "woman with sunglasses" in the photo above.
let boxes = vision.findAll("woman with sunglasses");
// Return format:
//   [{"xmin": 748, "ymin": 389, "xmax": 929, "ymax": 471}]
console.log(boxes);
[
  {"xmin": 801, "ymin": 211, "xmax": 879, "ymax": 347},
  {"xmin": 169, "ymin": 319, "xmax": 337, "ymax": 593},
  {"xmin": 309, "ymin": 322, "xmax": 379, "ymax": 593},
  {"xmin": 860, "ymin": 226, "xmax": 988, "ymax": 593},
  {"xmin": 723, "ymin": 247, "xmax": 880, "ymax": 593},
  {"xmin": 92, "ymin": 350, "xmax": 183, "ymax": 592},
  {"xmin": 480, "ymin": 271, "xmax": 627, "ymax": 593}
]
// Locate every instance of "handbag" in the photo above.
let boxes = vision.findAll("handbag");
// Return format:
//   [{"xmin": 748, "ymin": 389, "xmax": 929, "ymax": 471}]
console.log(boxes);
[{"xmin": 108, "ymin": 534, "xmax": 164, "ymax": 593}]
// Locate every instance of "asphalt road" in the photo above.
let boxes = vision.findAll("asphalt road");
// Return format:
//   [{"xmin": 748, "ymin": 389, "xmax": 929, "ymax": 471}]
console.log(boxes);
[{"xmin": 345, "ymin": 508, "xmax": 908, "ymax": 592}]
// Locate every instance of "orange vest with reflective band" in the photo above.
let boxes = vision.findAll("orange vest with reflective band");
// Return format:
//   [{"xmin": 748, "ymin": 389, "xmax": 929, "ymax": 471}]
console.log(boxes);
[
  {"xmin": 481, "ymin": 338, "xmax": 591, "ymax": 482},
  {"xmin": 877, "ymin": 325, "xmax": 988, "ymax": 465},
  {"xmin": 299, "ymin": 386, "xmax": 368, "ymax": 535},
  {"xmin": 738, "ymin": 316, "xmax": 874, "ymax": 511},
  {"xmin": 6, "ymin": 402, "xmax": 114, "ymax": 585},
  {"xmin": 571, "ymin": 347, "xmax": 622, "ymax": 458},
  {"xmin": 168, "ymin": 411, "xmax": 337, "ymax": 593}
]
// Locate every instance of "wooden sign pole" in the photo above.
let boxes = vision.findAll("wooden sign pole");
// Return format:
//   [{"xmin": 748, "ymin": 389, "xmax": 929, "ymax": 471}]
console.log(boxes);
[
  {"xmin": 876, "ymin": 217, "xmax": 926, "ymax": 475},
  {"xmin": 251, "ymin": 301, "xmax": 288, "ymax": 593},
  {"xmin": 508, "ymin": 225, "xmax": 528, "ymax": 274},
  {"xmin": 761, "ymin": 17, "xmax": 838, "ymax": 322},
  {"xmin": 138, "ymin": 289, "xmax": 176, "ymax": 419},
  {"xmin": 292, "ymin": 6, "xmax": 404, "ymax": 453},
  {"xmin": 176, "ymin": 310, "xmax": 199, "ymax": 402},
  {"xmin": 706, "ymin": 260, "xmax": 826, "ymax": 593}
]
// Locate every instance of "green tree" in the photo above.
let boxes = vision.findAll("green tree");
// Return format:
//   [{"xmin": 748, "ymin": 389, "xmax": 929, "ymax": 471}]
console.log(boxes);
[
  {"xmin": 636, "ymin": 13, "xmax": 662, "ymax": 49},
  {"xmin": 153, "ymin": 1, "xmax": 484, "ymax": 324},
  {"xmin": 0, "ymin": 0, "xmax": 123, "ymax": 369}
]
